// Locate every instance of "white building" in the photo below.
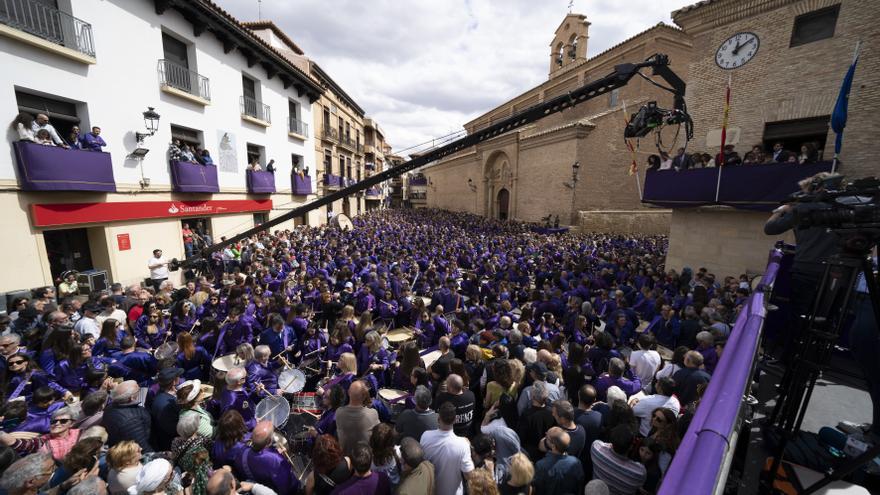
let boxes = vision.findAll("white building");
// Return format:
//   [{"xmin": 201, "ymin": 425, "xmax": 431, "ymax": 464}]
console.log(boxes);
[{"xmin": 0, "ymin": 0, "xmax": 324, "ymax": 296}]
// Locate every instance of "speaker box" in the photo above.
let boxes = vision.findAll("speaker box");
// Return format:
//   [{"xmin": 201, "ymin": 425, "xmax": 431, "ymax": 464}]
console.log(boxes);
[{"xmin": 76, "ymin": 270, "xmax": 109, "ymax": 295}]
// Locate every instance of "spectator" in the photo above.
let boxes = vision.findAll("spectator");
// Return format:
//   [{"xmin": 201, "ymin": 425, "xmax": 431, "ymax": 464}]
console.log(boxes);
[
  {"xmin": 590, "ymin": 424, "xmax": 646, "ymax": 495},
  {"xmin": 467, "ymin": 468, "xmax": 498, "ymax": 495},
  {"xmin": 799, "ymin": 142, "xmax": 819, "ymax": 164},
  {"xmin": 548, "ymin": 400, "xmax": 585, "ymax": 458},
  {"xmin": 107, "ymin": 440, "xmax": 143, "ymax": 495},
  {"xmin": 672, "ymin": 351, "xmax": 711, "ymax": 407},
  {"xmin": 32, "ymin": 113, "xmax": 67, "ymax": 147},
  {"xmin": 517, "ymin": 381, "xmax": 556, "ymax": 460},
  {"xmin": 629, "ymin": 334, "xmax": 661, "ymax": 393},
  {"xmin": 67, "ymin": 125, "xmax": 82, "ymax": 149},
  {"xmin": 501, "ymin": 452, "xmax": 533, "ymax": 495},
  {"xmin": 594, "ymin": 358, "xmax": 642, "ymax": 400},
  {"xmin": 631, "ymin": 377, "xmax": 680, "ymax": 437},
  {"xmin": 80, "ymin": 126, "xmax": 107, "ymax": 152},
  {"xmin": 369, "ymin": 423, "xmax": 399, "ymax": 486},
  {"xmin": 35, "ymin": 128, "xmax": 54, "ymax": 146},
  {"xmin": 304, "ymin": 434, "xmax": 351, "ymax": 495},
  {"xmin": 180, "ymin": 143, "xmax": 197, "ymax": 162},
  {"xmin": 696, "ymin": 331, "xmax": 719, "ymax": 374},
  {"xmin": 201, "ymin": 149, "xmax": 214, "ymax": 165},
  {"xmin": 658, "ymin": 151, "xmax": 673, "ymax": 171},
  {"xmin": 691, "ymin": 152, "xmax": 705, "ymax": 168},
  {"xmin": 671, "ymin": 147, "xmax": 692, "ymax": 171},
  {"xmin": 395, "ymin": 385, "xmax": 437, "ymax": 442},
  {"xmin": 168, "ymin": 140, "xmax": 183, "ymax": 161},
  {"xmin": 0, "ymin": 451, "xmax": 56, "ymax": 495},
  {"xmin": 702, "ymin": 152, "xmax": 715, "ymax": 168},
  {"xmin": 532, "ymin": 427, "xmax": 584, "ymax": 495},
  {"xmin": 128, "ymin": 458, "xmax": 174, "ymax": 495},
  {"xmin": 432, "ymin": 374, "xmax": 476, "ymax": 437},
  {"xmin": 11, "ymin": 112, "xmax": 36, "ymax": 142},
  {"xmin": 102, "ymin": 380, "xmax": 153, "ymax": 452},
  {"xmin": 646, "ymin": 154, "xmax": 661, "ymax": 172},
  {"xmin": 397, "ymin": 437, "xmax": 434, "ymax": 495},
  {"xmin": 335, "ymin": 380, "xmax": 380, "ymax": 457},
  {"xmin": 421, "ymin": 402, "xmax": 475, "ymax": 495}
]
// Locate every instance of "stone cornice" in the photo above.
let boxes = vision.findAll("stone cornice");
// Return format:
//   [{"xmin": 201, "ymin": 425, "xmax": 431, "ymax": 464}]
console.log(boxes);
[{"xmin": 673, "ymin": 0, "xmax": 801, "ymax": 35}]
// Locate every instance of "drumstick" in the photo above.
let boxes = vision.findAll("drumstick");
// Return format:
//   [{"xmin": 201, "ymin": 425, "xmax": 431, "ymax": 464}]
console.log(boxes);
[
  {"xmin": 256, "ymin": 399, "xmax": 286, "ymax": 421},
  {"xmin": 292, "ymin": 408, "xmax": 320, "ymax": 419},
  {"xmin": 302, "ymin": 346, "xmax": 326, "ymax": 358}
]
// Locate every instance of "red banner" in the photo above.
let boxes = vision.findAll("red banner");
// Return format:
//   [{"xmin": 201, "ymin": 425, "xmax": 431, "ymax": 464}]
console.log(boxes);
[
  {"xmin": 31, "ymin": 199, "xmax": 273, "ymax": 227},
  {"xmin": 116, "ymin": 233, "xmax": 131, "ymax": 251}
]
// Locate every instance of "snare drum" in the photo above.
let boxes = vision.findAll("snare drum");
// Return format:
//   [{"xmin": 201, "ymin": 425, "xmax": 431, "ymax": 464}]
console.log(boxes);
[
  {"xmin": 386, "ymin": 327, "xmax": 415, "ymax": 346},
  {"xmin": 212, "ymin": 353, "xmax": 242, "ymax": 378},
  {"xmin": 284, "ymin": 412, "xmax": 318, "ymax": 454},
  {"xmin": 154, "ymin": 342, "xmax": 179, "ymax": 361},
  {"xmin": 255, "ymin": 395, "xmax": 290, "ymax": 429},
  {"xmin": 378, "ymin": 388, "xmax": 409, "ymax": 421},
  {"xmin": 421, "ymin": 349, "xmax": 442, "ymax": 369},
  {"xmin": 289, "ymin": 392, "xmax": 320, "ymax": 415},
  {"xmin": 279, "ymin": 368, "xmax": 307, "ymax": 394}
]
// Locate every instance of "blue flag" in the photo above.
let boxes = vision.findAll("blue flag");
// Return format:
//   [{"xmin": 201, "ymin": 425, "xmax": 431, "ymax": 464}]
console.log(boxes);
[{"xmin": 831, "ymin": 52, "xmax": 859, "ymax": 156}]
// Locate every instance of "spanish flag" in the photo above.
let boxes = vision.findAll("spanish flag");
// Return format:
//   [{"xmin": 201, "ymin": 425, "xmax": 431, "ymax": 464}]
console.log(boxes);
[
  {"xmin": 719, "ymin": 74, "xmax": 731, "ymax": 166},
  {"xmin": 622, "ymin": 102, "xmax": 638, "ymax": 176}
]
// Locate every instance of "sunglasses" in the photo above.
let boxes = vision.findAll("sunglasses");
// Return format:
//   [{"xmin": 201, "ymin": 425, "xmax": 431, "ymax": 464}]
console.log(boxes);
[
  {"xmin": 50, "ymin": 418, "xmax": 72, "ymax": 425},
  {"xmin": 7, "ymin": 360, "xmax": 25, "ymax": 366}
]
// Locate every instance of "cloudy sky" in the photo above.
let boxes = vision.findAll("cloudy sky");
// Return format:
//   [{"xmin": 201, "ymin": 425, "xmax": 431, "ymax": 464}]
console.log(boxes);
[{"xmin": 214, "ymin": 0, "xmax": 688, "ymax": 153}]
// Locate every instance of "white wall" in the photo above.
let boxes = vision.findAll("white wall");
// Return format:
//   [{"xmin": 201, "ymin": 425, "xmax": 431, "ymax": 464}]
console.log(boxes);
[{"xmin": 0, "ymin": 0, "xmax": 316, "ymax": 193}]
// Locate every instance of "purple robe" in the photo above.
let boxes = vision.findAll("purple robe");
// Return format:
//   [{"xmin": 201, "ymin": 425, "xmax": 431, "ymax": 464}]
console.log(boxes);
[
  {"xmin": 220, "ymin": 388, "xmax": 256, "ymax": 429},
  {"xmin": 235, "ymin": 447, "xmax": 299, "ymax": 495}
]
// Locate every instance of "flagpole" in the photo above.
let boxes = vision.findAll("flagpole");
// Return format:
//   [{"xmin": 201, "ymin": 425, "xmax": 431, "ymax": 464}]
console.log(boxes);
[
  {"xmin": 716, "ymin": 73, "xmax": 731, "ymax": 202},
  {"xmin": 832, "ymin": 41, "xmax": 861, "ymax": 174}
]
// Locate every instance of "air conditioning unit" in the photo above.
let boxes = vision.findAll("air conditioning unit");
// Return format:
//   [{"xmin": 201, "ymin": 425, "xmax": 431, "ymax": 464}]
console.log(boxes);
[{"xmin": 77, "ymin": 270, "xmax": 109, "ymax": 295}]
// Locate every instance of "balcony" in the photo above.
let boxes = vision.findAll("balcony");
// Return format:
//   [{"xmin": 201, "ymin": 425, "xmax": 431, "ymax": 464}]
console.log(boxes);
[
  {"xmin": 364, "ymin": 143, "xmax": 376, "ymax": 155},
  {"xmin": 321, "ymin": 127, "xmax": 338, "ymax": 142},
  {"xmin": 288, "ymin": 117, "xmax": 308, "ymax": 140},
  {"xmin": 13, "ymin": 141, "xmax": 114, "ymax": 191},
  {"xmin": 338, "ymin": 135, "xmax": 356, "ymax": 151},
  {"xmin": 246, "ymin": 169, "xmax": 275, "ymax": 194},
  {"xmin": 366, "ymin": 187, "xmax": 381, "ymax": 198},
  {"xmin": 409, "ymin": 176, "xmax": 428, "ymax": 186},
  {"xmin": 642, "ymin": 162, "xmax": 834, "ymax": 211},
  {"xmin": 292, "ymin": 173, "xmax": 313, "ymax": 195},
  {"xmin": 322, "ymin": 173, "xmax": 342, "ymax": 188},
  {"xmin": 158, "ymin": 59, "xmax": 210, "ymax": 106},
  {"xmin": 169, "ymin": 160, "xmax": 219, "ymax": 193},
  {"xmin": 0, "ymin": 0, "xmax": 95, "ymax": 63},
  {"xmin": 365, "ymin": 162, "xmax": 376, "ymax": 171},
  {"xmin": 356, "ymin": 143, "xmax": 364, "ymax": 154},
  {"xmin": 240, "ymin": 95, "xmax": 270, "ymax": 127}
]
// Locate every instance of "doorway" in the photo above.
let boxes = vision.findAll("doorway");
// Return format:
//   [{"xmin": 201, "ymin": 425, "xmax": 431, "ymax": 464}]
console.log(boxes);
[
  {"xmin": 497, "ymin": 188, "xmax": 510, "ymax": 220},
  {"xmin": 43, "ymin": 228, "xmax": 93, "ymax": 282},
  {"xmin": 181, "ymin": 218, "xmax": 212, "ymax": 258}
]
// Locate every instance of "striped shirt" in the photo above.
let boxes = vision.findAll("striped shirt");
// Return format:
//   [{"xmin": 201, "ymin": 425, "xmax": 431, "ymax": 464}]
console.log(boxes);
[{"xmin": 590, "ymin": 440, "xmax": 647, "ymax": 495}]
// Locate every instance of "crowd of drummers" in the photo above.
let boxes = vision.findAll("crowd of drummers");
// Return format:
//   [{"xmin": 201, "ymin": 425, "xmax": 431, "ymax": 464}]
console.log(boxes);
[{"xmin": 0, "ymin": 209, "xmax": 746, "ymax": 495}]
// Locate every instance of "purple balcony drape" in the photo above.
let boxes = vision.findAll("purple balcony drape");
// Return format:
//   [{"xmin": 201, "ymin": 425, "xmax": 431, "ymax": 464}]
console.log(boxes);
[
  {"xmin": 169, "ymin": 161, "xmax": 219, "ymax": 193},
  {"xmin": 322, "ymin": 173, "xmax": 342, "ymax": 187},
  {"xmin": 292, "ymin": 174, "xmax": 313, "ymax": 195},
  {"xmin": 246, "ymin": 170, "xmax": 276, "ymax": 194},
  {"xmin": 642, "ymin": 162, "xmax": 834, "ymax": 211},
  {"xmin": 14, "ymin": 141, "xmax": 116, "ymax": 192}
]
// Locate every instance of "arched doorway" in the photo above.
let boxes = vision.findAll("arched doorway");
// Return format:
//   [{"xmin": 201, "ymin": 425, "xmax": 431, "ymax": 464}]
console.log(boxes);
[{"xmin": 497, "ymin": 188, "xmax": 510, "ymax": 220}]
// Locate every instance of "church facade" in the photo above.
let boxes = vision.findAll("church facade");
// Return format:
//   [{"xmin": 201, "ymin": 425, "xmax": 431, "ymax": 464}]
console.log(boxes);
[{"xmin": 424, "ymin": 13, "xmax": 692, "ymax": 233}]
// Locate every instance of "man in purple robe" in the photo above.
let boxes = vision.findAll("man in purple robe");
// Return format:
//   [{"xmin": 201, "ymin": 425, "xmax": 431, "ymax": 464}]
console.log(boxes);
[
  {"xmin": 234, "ymin": 421, "xmax": 299, "ymax": 495},
  {"xmin": 220, "ymin": 367, "xmax": 256, "ymax": 429}
]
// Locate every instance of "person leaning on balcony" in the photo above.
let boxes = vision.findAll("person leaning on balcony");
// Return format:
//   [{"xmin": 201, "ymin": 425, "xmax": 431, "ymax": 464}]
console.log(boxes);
[
  {"xmin": 200, "ymin": 149, "xmax": 214, "ymax": 166},
  {"xmin": 11, "ymin": 112, "xmax": 36, "ymax": 142},
  {"xmin": 168, "ymin": 140, "xmax": 183, "ymax": 161},
  {"xmin": 35, "ymin": 129, "xmax": 55, "ymax": 146},
  {"xmin": 67, "ymin": 125, "xmax": 82, "ymax": 150},
  {"xmin": 247, "ymin": 158, "xmax": 263, "ymax": 171},
  {"xmin": 80, "ymin": 126, "xmax": 106, "ymax": 152},
  {"xmin": 32, "ymin": 113, "xmax": 68, "ymax": 148}
]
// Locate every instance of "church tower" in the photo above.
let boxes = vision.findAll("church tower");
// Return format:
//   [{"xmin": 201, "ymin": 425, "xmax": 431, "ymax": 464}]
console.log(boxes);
[{"xmin": 549, "ymin": 13, "xmax": 589, "ymax": 76}]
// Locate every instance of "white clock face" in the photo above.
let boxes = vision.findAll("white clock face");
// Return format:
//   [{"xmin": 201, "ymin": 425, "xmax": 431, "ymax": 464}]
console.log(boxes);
[{"xmin": 715, "ymin": 32, "xmax": 760, "ymax": 70}]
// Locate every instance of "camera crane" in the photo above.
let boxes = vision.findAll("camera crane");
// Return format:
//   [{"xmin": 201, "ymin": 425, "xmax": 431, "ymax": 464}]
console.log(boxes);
[{"xmin": 178, "ymin": 53, "xmax": 689, "ymax": 271}]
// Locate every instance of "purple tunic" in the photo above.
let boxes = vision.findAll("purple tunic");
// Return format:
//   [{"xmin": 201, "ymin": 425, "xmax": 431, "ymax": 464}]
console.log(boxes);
[{"xmin": 235, "ymin": 447, "xmax": 299, "ymax": 495}]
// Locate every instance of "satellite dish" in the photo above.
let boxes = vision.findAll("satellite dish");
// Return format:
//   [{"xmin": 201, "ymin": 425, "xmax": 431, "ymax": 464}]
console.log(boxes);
[{"xmin": 332, "ymin": 214, "xmax": 354, "ymax": 231}]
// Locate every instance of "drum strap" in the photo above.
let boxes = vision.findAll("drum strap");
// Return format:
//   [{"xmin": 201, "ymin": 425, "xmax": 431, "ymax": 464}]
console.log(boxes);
[
  {"xmin": 241, "ymin": 448, "xmax": 256, "ymax": 480},
  {"xmin": 9, "ymin": 372, "xmax": 32, "ymax": 401},
  {"xmin": 213, "ymin": 325, "xmax": 230, "ymax": 360},
  {"xmin": 318, "ymin": 473, "xmax": 336, "ymax": 488}
]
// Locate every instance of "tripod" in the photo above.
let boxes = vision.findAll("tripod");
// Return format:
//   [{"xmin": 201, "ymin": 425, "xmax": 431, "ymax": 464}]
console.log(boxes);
[{"xmin": 762, "ymin": 229, "xmax": 880, "ymax": 494}]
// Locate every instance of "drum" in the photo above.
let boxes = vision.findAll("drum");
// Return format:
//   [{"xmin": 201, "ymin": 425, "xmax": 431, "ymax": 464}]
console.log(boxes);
[
  {"xmin": 657, "ymin": 345, "xmax": 674, "ymax": 361},
  {"xmin": 212, "ymin": 353, "xmax": 242, "ymax": 375},
  {"xmin": 511, "ymin": 308, "xmax": 522, "ymax": 322},
  {"xmin": 154, "ymin": 342, "xmax": 179, "ymax": 361},
  {"xmin": 284, "ymin": 412, "xmax": 318, "ymax": 454},
  {"xmin": 386, "ymin": 327, "xmax": 414, "ymax": 346},
  {"xmin": 636, "ymin": 320, "xmax": 651, "ymax": 334},
  {"xmin": 378, "ymin": 388, "xmax": 409, "ymax": 420},
  {"xmin": 279, "ymin": 368, "xmax": 307, "ymax": 394},
  {"xmin": 255, "ymin": 395, "xmax": 291, "ymax": 428},
  {"xmin": 290, "ymin": 392, "xmax": 320, "ymax": 414},
  {"xmin": 598, "ymin": 320, "xmax": 608, "ymax": 333},
  {"xmin": 298, "ymin": 358, "xmax": 322, "ymax": 378},
  {"xmin": 421, "ymin": 349, "xmax": 442, "ymax": 369},
  {"xmin": 331, "ymin": 213, "xmax": 354, "ymax": 231}
]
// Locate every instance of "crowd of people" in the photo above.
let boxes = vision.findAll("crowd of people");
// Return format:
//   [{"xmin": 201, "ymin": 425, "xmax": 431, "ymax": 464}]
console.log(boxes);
[
  {"xmin": 0, "ymin": 209, "xmax": 752, "ymax": 495},
  {"xmin": 168, "ymin": 140, "xmax": 213, "ymax": 166},
  {"xmin": 647, "ymin": 140, "xmax": 824, "ymax": 171},
  {"xmin": 11, "ymin": 112, "xmax": 106, "ymax": 152}
]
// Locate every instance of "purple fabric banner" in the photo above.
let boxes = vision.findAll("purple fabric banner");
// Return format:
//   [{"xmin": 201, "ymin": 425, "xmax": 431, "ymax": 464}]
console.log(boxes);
[
  {"xmin": 409, "ymin": 177, "xmax": 428, "ymax": 186},
  {"xmin": 292, "ymin": 174, "xmax": 313, "ymax": 195},
  {"xmin": 366, "ymin": 187, "xmax": 381, "ymax": 197},
  {"xmin": 659, "ymin": 248, "xmax": 783, "ymax": 495},
  {"xmin": 643, "ymin": 162, "xmax": 834, "ymax": 211},
  {"xmin": 323, "ymin": 173, "xmax": 342, "ymax": 187},
  {"xmin": 530, "ymin": 227, "xmax": 570, "ymax": 235},
  {"xmin": 170, "ymin": 161, "xmax": 219, "ymax": 193},
  {"xmin": 14, "ymin": 141, "xmax": 116, "ymax": 192},
  {"xmin": 246, "ymin": 170, "xmax": 276, "ymax": 194}
]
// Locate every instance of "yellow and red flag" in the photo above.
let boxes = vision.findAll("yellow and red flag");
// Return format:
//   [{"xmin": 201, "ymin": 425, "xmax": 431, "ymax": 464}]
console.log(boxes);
[{"xmin": 719, "ymin": 74, "xmax": 731, "ymax": 166}]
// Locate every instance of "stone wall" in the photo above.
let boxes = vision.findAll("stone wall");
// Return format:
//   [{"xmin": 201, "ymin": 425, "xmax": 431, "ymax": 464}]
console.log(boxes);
[
  {"xmin": 665, "ymin": 208, "xmax": 795, "ymax": 277},
  {"xmin": 578, "ymin": 210, "xmax": 672, "ymax": 235}
]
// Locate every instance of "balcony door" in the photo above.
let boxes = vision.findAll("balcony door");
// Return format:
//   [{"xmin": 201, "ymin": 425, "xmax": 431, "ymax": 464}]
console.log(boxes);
[
  {"xmin": 162, "ymin": 33, "xmax": 192, "ymax": 93},
  {"xmin": 242, "ymin": 76, "xmax": 258, "ymax": 117}
]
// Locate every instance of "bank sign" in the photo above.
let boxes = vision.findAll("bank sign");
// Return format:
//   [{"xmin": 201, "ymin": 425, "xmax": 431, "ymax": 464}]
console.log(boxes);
[{"xmin": 31, "ymin": 199, "xmax": 272, "ymax": 227}]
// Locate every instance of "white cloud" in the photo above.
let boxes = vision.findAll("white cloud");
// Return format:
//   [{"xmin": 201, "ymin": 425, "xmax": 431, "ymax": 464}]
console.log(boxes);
[{"xmin": 214, "ymin": 0, "xmax": 684, "ymax": 153}]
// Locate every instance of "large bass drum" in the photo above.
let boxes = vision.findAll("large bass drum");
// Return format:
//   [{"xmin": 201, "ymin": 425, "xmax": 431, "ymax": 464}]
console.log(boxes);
[{"xmin": 331, "ymin": 213, "xmax": 354, "ymax": 231}]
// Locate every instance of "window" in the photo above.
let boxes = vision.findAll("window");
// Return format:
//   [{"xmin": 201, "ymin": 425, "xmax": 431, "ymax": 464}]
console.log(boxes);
[
  {"xmin": 790, "ymin": 5, "xmax": 840, "ymax": 47},
  {"xmin": 345, "ymin": 122, "xmax": 351, "ymax": 140},
  {"xmin": 170, "ymin": 124, "xmax": 203, "ymax": 148},
  {"xmin": 246, "ymin": 143, "xmax": 264, "ymax": 167},
  {"xmin": 323, "ymin": 106, "xmax": 331, "ymax": 129},
  {"xmin": 162, "ymin": 32, "xmax": 189, "ymax": 68},
  {"xmin": 346, "ymin": 157, "xmax": 352, "ymax": 179},
  {"xmin": 609, "ymin": 88, "xmax": 619, "ymax": 108},
  {"xmin": 15, "ymin": 89, "xmax": 81, "ymax": 140},
  {"xmin": 762, "ymin": 116, "xmax": 829, "ymax": 160},
  {"xmin": 242, "ymin": 75, "xmax": 256, "ymax": 100},
  {"xmin": 324, "ymin": 149, "xmax": 332, "ymax": 174},
  {"xmin": 288, "ymin": 100, "xmax": 299, "ymax": 120},
  {"xmin": 253, "ymin": 212, "xmax": 268, "ymax": 226},
  {"xmin": 291, "ymin": 153, "xmax": 303, "ymax": 173},
  {"xmin": 338, "ymin": 117, "xmax": 344, "ymax": 135}
]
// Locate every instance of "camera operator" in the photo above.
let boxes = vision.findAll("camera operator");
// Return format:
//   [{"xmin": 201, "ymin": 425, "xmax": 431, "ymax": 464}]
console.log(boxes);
[
  {"xmin": 763, "ymin": 172, "xmax": 841, "ymax": 363},
  {"xmin": 850, "ymin": 258, "xmax": 880, "ymax": 438}
]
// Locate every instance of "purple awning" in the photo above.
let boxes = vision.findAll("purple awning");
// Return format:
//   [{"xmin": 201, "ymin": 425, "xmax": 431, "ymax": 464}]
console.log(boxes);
[
  {"xmin": 322, "ymin": 173, "xmax": 342, "ymax": 187},
  {"xmin": 169, "ymin": 161, "xmax": 219, "ymax": 193},
  {"xmin": 246, "ymin": 170, "xmax": 276, "ymax": 194},
  {"xmin": 13, "ymin": 141, "xmax": 116, "ymax": 192},
  {"xmin": 292, "ymin": 174, "xmax": 313, "ymax": 195},
  {"xmin": 659, "ymin": 248, "xmax": 783, "ymax": 494},
  {"xmin": 642, "ymin": 162, "xmax": 834, "ymax": 211}
]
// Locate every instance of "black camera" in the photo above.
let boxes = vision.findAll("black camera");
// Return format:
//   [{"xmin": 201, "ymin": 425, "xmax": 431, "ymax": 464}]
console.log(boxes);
[
  {"xmin": 787, "ymin": 176, "xmax": 880, "ymax": 230},
  {"xmin": 624, "ymin": 102, "xmax": 692, "ymax": 139}
]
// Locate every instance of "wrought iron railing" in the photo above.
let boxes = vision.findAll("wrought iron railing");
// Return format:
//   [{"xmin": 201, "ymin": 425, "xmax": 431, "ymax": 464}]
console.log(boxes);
[
  {"xmin": 288, "ymin": 117, "xmax": 308, "ymax": 137},
  {"xmin": 321, "ymin": 127, "xmax": 338, "ymax": 141},
  {"xmin": 241, "ymin": 95, "xmax": 271, "ymax": 123},
  {"xmin": 0, "ymin": 0, "xmax": 95, "ymax": 57},
  {"xmin": 158, "ymin": 59, "xmax": 210, "ymax": 101}
]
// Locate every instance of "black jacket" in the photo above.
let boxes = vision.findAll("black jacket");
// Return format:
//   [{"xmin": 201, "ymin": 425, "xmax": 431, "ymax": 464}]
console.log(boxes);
[{"xmin": 103, "ymin": 402, "xmax": 154, "ymax": 452}]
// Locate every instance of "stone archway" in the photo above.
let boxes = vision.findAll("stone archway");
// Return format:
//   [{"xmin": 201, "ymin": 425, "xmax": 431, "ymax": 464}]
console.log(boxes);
[
  {"xmin": 497, "ymin": 188, "xmax": 510, "ymax": 220},
  {"xmin": 483, "ymin": 150, "xmax": 514, "ymax": 219}
]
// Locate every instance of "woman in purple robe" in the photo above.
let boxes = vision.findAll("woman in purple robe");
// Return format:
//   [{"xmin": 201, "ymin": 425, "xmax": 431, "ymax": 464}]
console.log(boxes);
[
  {"xmin": 93, "ymin": 318, "xmax": 127, "ymax": 357},
  {"xmin": 3, "ymin": 352, "xmax": 68, "ymax": 402},
  {"xmin": 357, "ymin": 331, "xmax": 390, "ymax": 388},
  {"xmin": 134, "ymin": 302, "xmax": 169, "ymax": 350},
  {"xmin": 177, "ymin": 331, "xmax": 212, "ymax": 381},
  {"xmin": 211, "ymin": 410, "xmax": 251, "ymax": 469},
  {"xmin": 169, "ymin": 300, "xmax": 198, "ymax": 337}
]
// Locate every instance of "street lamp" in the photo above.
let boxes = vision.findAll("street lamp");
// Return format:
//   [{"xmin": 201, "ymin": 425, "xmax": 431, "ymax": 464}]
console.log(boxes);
[
  {"xmin": 135, "ymin": 106, "xmax": 161, "ymax": 144},
  {"xmin": 566, "ymin": 161, "xmax": 580, "ymax": 225}
]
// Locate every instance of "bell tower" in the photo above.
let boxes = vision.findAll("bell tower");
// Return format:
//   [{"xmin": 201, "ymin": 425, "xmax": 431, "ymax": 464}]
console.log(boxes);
[{"xmin": 549, "ymin": 13, "xmax": 589, "ymax": 76}]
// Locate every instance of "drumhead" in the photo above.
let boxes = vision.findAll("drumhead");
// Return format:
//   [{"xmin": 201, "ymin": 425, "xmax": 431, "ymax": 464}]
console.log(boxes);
[
  {"xmin": 332, "ymin": 214, "xmax": 354, "ymax": 231},
  {"xmin": 279, "ymin": 369, "xmax": 307, "ymax": 394},
  {"xmin": 421, "ymin": 350, "xmax": 442, "ymax": 369},
  {"xmin": 212, "ymin": 354, "xmax": 240, "ymax": 372},
  {"xmin": 635, "ymin": 320, "xmax": 650, "ymax": 333},
  {"xmin": 154, "ymin": 342, "xmax": 179, "ymax": 361},
  {"xmin": 255, "ymin": 396, "xmax": 290, "ymax": 429},
  {"xmin": 386, "ymin": 328, "xmax": 414, "ymax": 343},
  {"xmin": 378, "ymin": 388, "xmax": 407, "ymax": 401}
]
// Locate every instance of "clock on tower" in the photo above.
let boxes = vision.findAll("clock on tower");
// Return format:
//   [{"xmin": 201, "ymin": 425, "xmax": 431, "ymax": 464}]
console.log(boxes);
[{"xmin": 715, "ymin": 32, "xmax": 760, "ymax": 70}]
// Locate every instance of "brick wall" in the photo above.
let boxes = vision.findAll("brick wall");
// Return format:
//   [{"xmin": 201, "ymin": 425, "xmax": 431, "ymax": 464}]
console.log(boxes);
[{"xmin": 578, "ymin": 210, "xmax": 672, "ymax": 234}]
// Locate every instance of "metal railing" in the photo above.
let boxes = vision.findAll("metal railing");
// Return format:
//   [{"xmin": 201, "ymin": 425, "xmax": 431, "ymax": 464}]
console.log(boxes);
[
  {"xmin": 288, "ymin": 117, "xmax": 308, "ymax": 137},
  {"xmin": 0, "ymin": 0, "xmax": 95, "ymax": 57},
  {"xmin": 158, "ymin": 59, "xmax": 210, "ymax": 101},
  {"xmin": 321, "ymin": 127, "xmax": 338, "ymax": 141},
  {"xmin": 356, "ymin": 143, "xmax": 364, "ymax": 154},
  {"xmin": 338, "ymin": 135, "xmax": 355, "ymax": 150},
  {"xmin": 241, "ymin": 95, "xmax": 270, "ymax": 123}
]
